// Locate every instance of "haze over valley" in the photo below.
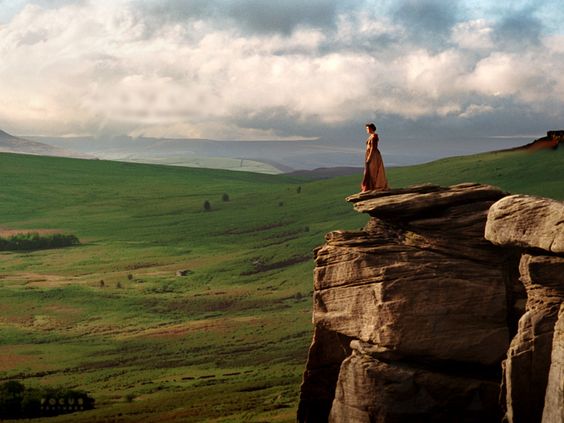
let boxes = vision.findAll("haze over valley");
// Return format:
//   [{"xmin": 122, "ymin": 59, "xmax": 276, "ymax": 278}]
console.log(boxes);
[{"xmin": 3, "ymin": 129, "xmax": 540, "ymax": 174}]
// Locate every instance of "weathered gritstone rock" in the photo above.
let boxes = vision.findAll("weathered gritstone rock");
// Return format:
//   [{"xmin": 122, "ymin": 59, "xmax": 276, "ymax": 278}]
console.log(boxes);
[
  {"xmin": 485, "ymin": 194, "xmax": 564, "ymax": 254},
  {"xmin": 505, "ymin": 254, "xmax": 564, "ymax": 423},
  {"xmin": 484, "ymin": 194, "xmax": 564, "ymax": 423},
  {"xmin": 299, "ymin": 183, "xmax": 515, "ymax": 423},
  {"xmin": 502, "ymin": 255, "xmax": 564, "ymax": 423},
  {"xmin": 348, "ymin": 182, "xmax": 506, "ymax": 220},
  {"xmin": 542, "ymin": 304, "xmax": 564, "ymax": 423},
  {"xmin": 313, "ymin": 226, "xmax": 509, "ymax": 364},
  {"xmin": 300, "ymin": 185, "xmax": 564, "ymax": 423},
  {"xmin": 329, "ymin": 342, "xmax": 501, "ymax": 423}
]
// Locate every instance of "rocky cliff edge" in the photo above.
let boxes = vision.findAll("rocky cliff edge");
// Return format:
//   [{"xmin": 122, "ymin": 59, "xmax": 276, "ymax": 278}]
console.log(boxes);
[{"xmin": 298, "ymin": 183, "xmax": 564, "ymax": 423}]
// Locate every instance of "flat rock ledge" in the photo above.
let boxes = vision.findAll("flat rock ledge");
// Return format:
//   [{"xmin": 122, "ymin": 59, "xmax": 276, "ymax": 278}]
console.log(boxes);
[
  {"xmin": 299, "ymin": 184, "xmax": 564, "ymax": 423},
  {"xmin": 347, "ymin": 182, "xmax": 507, "ymax": 219}
]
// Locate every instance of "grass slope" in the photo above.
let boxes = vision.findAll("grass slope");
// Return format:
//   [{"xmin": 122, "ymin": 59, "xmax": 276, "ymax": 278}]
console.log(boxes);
[
  {"xmin": 389, "ymin": 148, "xmax": 564, "ymax": 200},
  {"xmin": 0, "ymin": 148, "xmax": 562, "ymax": 422}
]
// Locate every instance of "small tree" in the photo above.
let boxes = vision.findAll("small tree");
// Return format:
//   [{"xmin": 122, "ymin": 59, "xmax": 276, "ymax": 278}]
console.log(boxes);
[
  {"xmin": 296, "ymin": 186, "xmax": 302, "ymax": 194},
  {"xmin": 222, "ymin": 193, "xmax": 230, "ymax": 202},
  {"xmin": 203, "ymin": 200, "xmax": 212, "ymax": 211}
]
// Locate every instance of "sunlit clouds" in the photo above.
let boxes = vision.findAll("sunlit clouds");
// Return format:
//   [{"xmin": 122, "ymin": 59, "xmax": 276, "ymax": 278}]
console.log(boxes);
[{"xmin": 0, "ymin": 0, "xmax": 563, "ymax": 139}]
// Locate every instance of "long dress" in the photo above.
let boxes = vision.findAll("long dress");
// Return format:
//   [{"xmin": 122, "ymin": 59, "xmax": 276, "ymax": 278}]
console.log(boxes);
[{"xmin": 361, "ymin": 133, "xmax": 389, "ymax": 192}]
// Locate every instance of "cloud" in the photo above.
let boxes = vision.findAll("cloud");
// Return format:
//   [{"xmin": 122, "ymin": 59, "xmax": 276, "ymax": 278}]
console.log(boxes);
[
  {"xmin": 459, "ymin": 104, "xmax": 495, "ymax": 118},
  {"xmin": 0, "ymin": 1, "xmax": 563, "ymax": 142}
]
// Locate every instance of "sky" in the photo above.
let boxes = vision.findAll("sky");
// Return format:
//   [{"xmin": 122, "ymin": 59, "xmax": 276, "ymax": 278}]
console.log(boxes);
[{"xmin": 0, "ymin": 0, "xmax": 563, "ymax": 148}]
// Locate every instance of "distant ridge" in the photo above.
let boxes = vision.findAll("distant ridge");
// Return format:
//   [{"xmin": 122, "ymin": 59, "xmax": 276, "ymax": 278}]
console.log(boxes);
[{"xmin": 0, "ymin": 129, "xmax": 94, "ymax": 159}]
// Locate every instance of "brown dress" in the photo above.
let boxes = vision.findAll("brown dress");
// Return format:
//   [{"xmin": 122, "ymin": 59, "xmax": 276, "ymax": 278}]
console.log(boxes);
[{"xmin": 361, "ymin": 133, "xmax": 389, "ymax": 192}]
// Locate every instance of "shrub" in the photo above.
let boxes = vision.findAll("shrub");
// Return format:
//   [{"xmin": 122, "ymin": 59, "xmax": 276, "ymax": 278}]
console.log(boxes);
[
  {"xmin": 222, "ymin": 193, "xmax": 230, "ymax": 202},
  {"xmin": 296, "ymin": 186, "xmax": 302, "ymax": 194},
  {"xmin": 0, "ymin": 233, "xmax": 79, "ymax": 251},
  {"xmin": 203, "ymin": 200, "xmax": 212, "ymax": 211}
]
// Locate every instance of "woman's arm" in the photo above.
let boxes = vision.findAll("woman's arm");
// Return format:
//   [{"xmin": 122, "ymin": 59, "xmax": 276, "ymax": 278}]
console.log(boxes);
[{"xmin": 365, "ymin": 137, "xmax": 374, "ymax": 163}]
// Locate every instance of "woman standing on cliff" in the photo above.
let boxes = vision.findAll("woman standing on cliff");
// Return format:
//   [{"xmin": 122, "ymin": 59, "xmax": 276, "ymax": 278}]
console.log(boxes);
[{"xmin": 361, "ymin": 123, "xmax": 389, "ymax": 192}]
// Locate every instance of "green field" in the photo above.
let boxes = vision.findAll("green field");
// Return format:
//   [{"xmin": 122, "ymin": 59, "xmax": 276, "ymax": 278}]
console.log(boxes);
[{"xmin": 0, "ymin": 147, "xmax": 562, "ymax": 422}]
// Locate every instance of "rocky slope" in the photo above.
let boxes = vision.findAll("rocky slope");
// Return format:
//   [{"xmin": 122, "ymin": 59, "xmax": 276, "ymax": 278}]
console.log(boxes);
[
  {"xmin": 298, "ymin": 183, "xmax": 564, "ymax": 422},
  {"xmin": 508, "ymin": 130, "xmax": 564, "ymax": 152}
]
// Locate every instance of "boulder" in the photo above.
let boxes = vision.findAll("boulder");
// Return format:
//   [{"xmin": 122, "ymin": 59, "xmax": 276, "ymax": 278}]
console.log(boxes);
[{"xmin": 485, "ymin": 195, "xmax": 564, "ymax": 254}]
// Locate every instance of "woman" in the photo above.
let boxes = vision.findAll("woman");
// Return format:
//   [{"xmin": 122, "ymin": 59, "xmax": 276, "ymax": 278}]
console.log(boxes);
[{"xmin": 361, "ymin": 123, "xmax": 389, "ymax": 192}]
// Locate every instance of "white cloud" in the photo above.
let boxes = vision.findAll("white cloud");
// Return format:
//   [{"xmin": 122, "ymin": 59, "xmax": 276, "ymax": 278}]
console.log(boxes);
[
  {"xmin": 459, "ymin": 104, "xmax": 495, "ymax": 118},
  {"xmin": 0, "ymin": 2, "xmax": 563, "ymax": 139},
  {"xmin": 463, "ymin": 50, "xmax": 564, "ymax": 105}
]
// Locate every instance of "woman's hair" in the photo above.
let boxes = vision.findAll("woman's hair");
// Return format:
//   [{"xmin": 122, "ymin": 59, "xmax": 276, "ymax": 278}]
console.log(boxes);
[{"xmin": 365, "ymin": 123, "xmax": 376, "ymax": 132}]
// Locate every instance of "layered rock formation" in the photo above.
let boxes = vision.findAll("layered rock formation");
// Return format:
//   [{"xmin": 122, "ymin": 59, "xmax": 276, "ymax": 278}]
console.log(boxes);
[
  {"xmin": 299, "ymin": 184, "xmax": 564, "ymax": 423},
  {"xmin": 486, "ymin": 195, "xmax": 564, "ymax": 423},
  {"xmin": 543, "ymin": 304, "xmax": 564, "ymax": 423}
]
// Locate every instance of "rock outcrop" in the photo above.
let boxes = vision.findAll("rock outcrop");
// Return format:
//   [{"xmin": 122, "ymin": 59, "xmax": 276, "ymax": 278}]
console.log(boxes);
[
  {"xmin": 299, "ymin": 184, "xmax": 564, "ymax": 423},
  {"xmin": 509, "ymin": 130, "xmax": 564, "ymax": 151},
  {"xmin": 486, "ymin": 195, "xmax": 564, "ymax": 254},
  {"xmin": 485, "ymin": 195, "xmax": 564, "ymax": 423},
  {"xmin": 543, "ymin": 304, "xmax": 564, "ymax": 423}
]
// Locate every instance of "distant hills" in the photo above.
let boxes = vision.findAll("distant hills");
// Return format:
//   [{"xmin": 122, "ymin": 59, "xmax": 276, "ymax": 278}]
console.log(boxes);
[
  {"xmin": 27, "ymin": 134, "xmax": 357, "ymax": 172},
  {"xmin": 26, "ymin": 133, "xmax": 533, "ymax": 173},
  {"xmin": 0, "ymin": 129, "xmax": 93, "ymax": 159},
  {"xmin": 3, "ymin": 128, "xmax": 558, "ymax": 174}
]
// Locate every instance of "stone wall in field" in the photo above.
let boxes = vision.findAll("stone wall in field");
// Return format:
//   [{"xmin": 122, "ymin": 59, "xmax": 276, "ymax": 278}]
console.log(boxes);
[{"xmin": 298, "ymin": 183, "xmax": 564, "ymax": 423}]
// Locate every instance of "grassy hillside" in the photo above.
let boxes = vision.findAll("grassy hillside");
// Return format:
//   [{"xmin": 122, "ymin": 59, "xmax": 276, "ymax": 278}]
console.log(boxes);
[
  {"xmin": 0, "ymin": 148, "xmax": 561, "ymax": 422},
  {"xmin": 389, "ymin": 147, "xmax": 564, "ymax": 200}
]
